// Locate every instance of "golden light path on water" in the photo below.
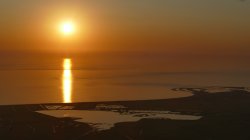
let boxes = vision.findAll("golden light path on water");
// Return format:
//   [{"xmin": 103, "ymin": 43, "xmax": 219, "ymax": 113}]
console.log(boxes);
[{"xmin": 62, "ymin": 58, "xmax": 72, "ymax": 103}]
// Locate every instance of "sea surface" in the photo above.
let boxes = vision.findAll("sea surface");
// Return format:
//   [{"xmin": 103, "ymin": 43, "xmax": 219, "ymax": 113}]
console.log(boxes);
[{"xmin": 0, "ymin": 52, "xmax": 249, "ymax": 105}]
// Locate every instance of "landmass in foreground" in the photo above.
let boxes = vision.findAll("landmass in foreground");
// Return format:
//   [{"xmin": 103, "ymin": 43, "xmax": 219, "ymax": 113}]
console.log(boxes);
[{"xmin": 0, "ymin": 87, "xmax": 250, "ymax": 140}]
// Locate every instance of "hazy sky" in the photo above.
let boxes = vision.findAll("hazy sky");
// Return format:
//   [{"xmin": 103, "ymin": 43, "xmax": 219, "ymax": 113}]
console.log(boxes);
[
  {"xmin": 0, "ymin": 0, "xmax": 249, "ymax": 51},
  {"xmin": 0, "ymin": 0, "xmax": 250, "ymax": 72}
]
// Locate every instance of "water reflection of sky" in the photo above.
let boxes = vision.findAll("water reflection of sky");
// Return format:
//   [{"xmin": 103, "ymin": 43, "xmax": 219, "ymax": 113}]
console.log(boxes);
[
  {"xmin": 0, "ymin": 56, "xmax": 250, "ymax": 105},
  {"xmin": 38, "ymin": 110, "xmax": 202, "ymax": 131}
]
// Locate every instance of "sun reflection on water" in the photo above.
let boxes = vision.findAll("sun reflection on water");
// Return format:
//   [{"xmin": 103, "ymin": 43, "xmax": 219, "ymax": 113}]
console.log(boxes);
[{"xmin": 62, "ymin": 58, "xmax": 72, "ymax": 103}]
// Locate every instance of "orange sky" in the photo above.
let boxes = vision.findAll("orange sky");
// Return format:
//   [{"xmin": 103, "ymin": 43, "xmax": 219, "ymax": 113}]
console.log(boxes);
[{"xmin": 0, "ymin": 0, "xmax": 250, "ymax": 72}]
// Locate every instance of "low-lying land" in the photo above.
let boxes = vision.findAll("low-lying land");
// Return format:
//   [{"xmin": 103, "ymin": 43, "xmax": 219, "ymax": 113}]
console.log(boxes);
[{"xmin": 0, "ymin": 87, "xmax": 250, "ymax": 140}]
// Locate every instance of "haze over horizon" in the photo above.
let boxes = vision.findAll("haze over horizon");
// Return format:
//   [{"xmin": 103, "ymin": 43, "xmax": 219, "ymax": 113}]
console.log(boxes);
[
  {"xmin": 1, "ymin": 1, "xmax": 250, "ymax": 140},
  {"xmin": 0, "ymin": 0, "xmax": 250, "ymax": 72}
]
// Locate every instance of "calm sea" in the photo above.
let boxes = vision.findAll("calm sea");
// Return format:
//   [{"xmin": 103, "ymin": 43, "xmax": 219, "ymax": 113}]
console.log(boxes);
[{"xmin": 0, "ymin": 52, "xmax": 249, "ymax": 105}]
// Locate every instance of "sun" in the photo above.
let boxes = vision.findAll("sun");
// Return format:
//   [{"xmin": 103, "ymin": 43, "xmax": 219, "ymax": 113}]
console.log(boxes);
[{"xmin": 60, "ymin": 21, "xmax": 75, "ymax": 35}]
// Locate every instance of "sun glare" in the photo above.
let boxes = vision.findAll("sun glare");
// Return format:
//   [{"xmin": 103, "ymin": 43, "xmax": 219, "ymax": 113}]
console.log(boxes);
[{"xmin": 60, "ymin": 21, "xmax": 75, "ymax": 35}]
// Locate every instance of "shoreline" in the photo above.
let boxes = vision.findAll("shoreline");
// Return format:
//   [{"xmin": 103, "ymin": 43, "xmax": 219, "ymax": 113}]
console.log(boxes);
[{"xmin": 1, "ymin": 87, "xmax": 250, "ymax": 140}]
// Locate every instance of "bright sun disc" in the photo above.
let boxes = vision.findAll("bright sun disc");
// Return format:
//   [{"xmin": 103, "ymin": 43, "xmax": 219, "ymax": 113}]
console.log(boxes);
[{"xmin": 60, "ymin": 21, "xmax": 75, "ymax": 35}]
